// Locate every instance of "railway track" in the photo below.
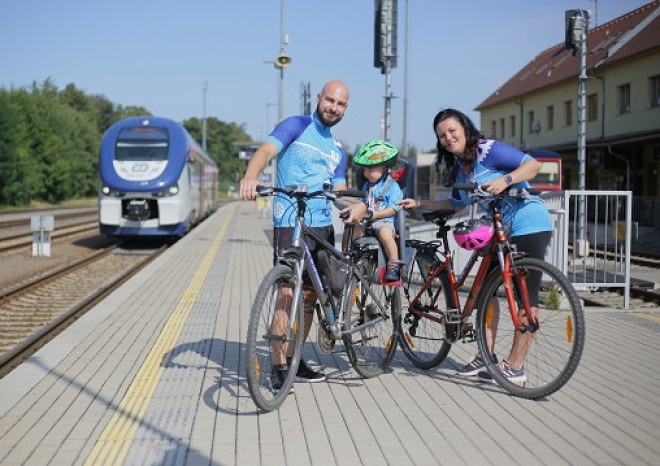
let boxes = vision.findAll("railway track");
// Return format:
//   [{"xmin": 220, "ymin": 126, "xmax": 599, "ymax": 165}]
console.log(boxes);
[{"xmin": 0, "ymin": 244, "xmax": 167, "ymax": 377}]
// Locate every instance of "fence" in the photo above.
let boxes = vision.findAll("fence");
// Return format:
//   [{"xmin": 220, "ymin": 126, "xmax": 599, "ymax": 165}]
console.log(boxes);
[{"xmin": 405, "ymin": 190, "xmax": 633, "ymax": 309}]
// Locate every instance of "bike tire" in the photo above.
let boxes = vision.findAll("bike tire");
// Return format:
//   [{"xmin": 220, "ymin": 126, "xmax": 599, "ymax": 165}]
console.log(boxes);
[
  {"xmin": 399, "ymin": 252, "xmax": 456, "ymax": 369},
  {"xmin": 342, "ymin": 253, "xmax": 401, "ymax": 378},
  {"xmin": 246, "ymin": 265, "xmax": 304, "ymax": 411},
  {"xmin": 474, "ymin": 257, "xmax": 585, "ymax": 399}
]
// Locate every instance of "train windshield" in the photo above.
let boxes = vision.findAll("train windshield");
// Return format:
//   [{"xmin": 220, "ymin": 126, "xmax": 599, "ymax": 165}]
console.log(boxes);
[{"xmin": 115, "ymin": 126, "xmax": 169, "ymax": 161}]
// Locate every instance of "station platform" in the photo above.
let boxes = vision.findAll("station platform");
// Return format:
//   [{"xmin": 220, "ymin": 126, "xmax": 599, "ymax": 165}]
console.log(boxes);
[{"xmin": 1, "ymin": 201, "xmax": 659, "ymax": 466}]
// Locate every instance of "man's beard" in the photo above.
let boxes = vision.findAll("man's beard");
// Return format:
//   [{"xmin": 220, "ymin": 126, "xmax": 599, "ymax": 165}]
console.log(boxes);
[{"xmin": 316, "ymin": 107, "xmax": 343, "ymax": 128}]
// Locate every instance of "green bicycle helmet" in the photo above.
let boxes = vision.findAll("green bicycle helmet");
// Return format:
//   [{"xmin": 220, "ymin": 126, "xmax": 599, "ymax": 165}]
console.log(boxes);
[{"xmin": 353, "ymin": 139, "xmax": 399, "ymax": 168}]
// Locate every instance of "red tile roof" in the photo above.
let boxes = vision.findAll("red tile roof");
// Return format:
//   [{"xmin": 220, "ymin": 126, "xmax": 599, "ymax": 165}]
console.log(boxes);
[{"xmin": 476, "ymin": 1, "xmax": 660, "ymax": 110}]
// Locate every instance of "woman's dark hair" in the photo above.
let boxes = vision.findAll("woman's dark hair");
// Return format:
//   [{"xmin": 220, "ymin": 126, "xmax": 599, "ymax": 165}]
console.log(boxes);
[{"xmin": 433, "ymin": 108, "xmax": 482, "ymax": 187}]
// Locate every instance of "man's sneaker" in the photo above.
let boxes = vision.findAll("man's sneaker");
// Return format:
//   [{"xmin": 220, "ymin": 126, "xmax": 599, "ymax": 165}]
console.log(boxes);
[
  {"xmin": 456, "ymin": 352, "xmax": 497, "ymax": 377},
  {"xmin": 478, "ymin": 359, "xmax": 527, "ymax": 384},
  {"xmin": 295, "ymin": 359, "xmax": 326, "ymax": 383},
  {"xmin": 269, "ymin": 364, "xmax": 294, "ymax": 394}
]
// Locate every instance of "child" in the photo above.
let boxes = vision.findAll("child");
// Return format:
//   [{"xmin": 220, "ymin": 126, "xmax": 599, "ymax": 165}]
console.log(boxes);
[{"xmin": 351, "ymin": 140, "xmax": 404, "ymax": 283}]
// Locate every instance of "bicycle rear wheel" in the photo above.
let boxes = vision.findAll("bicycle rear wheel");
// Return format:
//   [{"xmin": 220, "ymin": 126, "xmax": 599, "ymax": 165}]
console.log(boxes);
[
  {"xmin": 246, "ymin": 265, "xmax": 304, "ymax": 411},
  {"xmin": 474, "ymin": 257, "xmax": 585, "ymax": 399},
  {"xmin": 342, "ymin": 254, "xmax": 400, "ymax": 378},
  {"xmin": 399, "ymin": 252, "xmax": 455, "ymax": 369}
]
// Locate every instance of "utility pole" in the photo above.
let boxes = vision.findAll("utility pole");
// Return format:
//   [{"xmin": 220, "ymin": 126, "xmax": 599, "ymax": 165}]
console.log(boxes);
[
  {"xmin": 402, "ymin": 0, "xmax": 409, "ymax": 157},
  {"xmin": 374, "ymin": 0, "xmax": 398, "ymax": 142},
  {"xmin": 202, "ymin": 82, "xmax": 208, "ymax": 152},
  {"xmin": 565, "ymin": 9, "xmax": 590, "ymax": 257}
]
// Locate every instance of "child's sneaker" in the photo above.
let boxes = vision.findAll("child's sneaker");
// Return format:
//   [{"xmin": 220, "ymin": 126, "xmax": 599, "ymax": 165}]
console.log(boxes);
[
  {"xmin": 478, "ymin": 359, "xmax": 527, "ymax": 384},
  {"xmin": 384, "ymin": 261, "xmax": 401, "ymax": 283},
  {"xmin": 456, "ymin": 352, "xmax": 497, "ymax": 377}
]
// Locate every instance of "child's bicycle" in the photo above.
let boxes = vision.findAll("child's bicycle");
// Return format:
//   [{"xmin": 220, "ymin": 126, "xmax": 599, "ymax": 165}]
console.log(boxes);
[
  {"xmin": 245, "ymin": 184, "xmax": 401, "ymax": 412},
  {"xmin": 400, "ymin": 182, "xmax": 585, "ymax": 399}
]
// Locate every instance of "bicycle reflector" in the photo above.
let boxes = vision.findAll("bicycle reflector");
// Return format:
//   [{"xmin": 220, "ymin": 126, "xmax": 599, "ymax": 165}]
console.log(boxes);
[{"xmin": 453, "ymin": 218, "xmax": 494, "ymax": 250}]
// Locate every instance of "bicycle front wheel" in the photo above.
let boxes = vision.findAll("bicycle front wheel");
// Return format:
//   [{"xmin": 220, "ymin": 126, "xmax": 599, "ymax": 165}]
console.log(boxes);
[
  {"xmin": 474, "ymin": 257, "xmax": 585, "ymax": 399},
  {"xmin": 245, "ymin": 264, "xmax": 304, "ymax": 411},
  {"xmin": 399, "ymin": 252, "xmax": 455, "ymax": 369},
  {"xmin": 342, "ymin": 256, "xmax": 401, "ymax": 378}
]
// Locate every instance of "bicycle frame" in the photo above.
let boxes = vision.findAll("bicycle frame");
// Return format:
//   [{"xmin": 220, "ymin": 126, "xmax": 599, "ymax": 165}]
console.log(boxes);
[
  {"xmin": 271, "ymin": 187, "xmax": 391, "ymax": 340},
  {"xmin": 407, "ymin": 195, "xmax": 537, "ymax": 338}
]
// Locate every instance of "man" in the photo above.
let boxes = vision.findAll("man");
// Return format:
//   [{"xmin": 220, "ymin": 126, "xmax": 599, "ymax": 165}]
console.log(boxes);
[{"xmin": 239, "ymin": 80, "xmax": 350, "ymax": 389}]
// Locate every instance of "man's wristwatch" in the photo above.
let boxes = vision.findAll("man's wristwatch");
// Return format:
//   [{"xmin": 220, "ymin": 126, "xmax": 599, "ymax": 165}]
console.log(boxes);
[
  {"xmin": 364, "ymin": 210, "xmax": 374, "ymax": 220},
  {"xmin": 504, "ymin": 174, "xmax": 513, "ymax": 186}
]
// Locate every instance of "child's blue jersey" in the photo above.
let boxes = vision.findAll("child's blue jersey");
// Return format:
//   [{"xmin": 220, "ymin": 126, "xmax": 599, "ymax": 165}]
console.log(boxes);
[
  {"xmin": 450, "ymin": 139, "xmax": 551, "ymax": 236},
  {"xmin": 361, "ymin": 174, "xmax": 404, "ymax": 226},
  {"xmin": 267, "ymin": 112, "xmax": 347, "ymax": 228}
]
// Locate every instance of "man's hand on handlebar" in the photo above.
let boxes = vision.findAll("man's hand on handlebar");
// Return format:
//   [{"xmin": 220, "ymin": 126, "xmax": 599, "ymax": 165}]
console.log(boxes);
[
  {"xmin": 239, "ymin": 177, "xmax": 259, "ymax": 201},
  {"xmin": 340, "ymin": 202, "xmax": 368, "ymax": 225}
]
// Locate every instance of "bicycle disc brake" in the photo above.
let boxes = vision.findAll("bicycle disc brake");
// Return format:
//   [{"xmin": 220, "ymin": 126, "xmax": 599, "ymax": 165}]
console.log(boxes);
[{"xmin": 316, "ymin": 319, "xmax": 336, "ymax": 354}]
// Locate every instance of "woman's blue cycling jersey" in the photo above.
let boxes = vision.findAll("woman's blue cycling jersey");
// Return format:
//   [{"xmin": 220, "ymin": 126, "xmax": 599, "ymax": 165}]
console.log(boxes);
[{"xmin": 450, "ymin": 138, "xmax": 552, "ymax": 236}]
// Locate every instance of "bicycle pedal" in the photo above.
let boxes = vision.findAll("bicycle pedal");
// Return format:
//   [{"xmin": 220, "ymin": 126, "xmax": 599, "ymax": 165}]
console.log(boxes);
[{"xmin": 442, "ymin": 309, "xmax": 461, "ymax": 325}]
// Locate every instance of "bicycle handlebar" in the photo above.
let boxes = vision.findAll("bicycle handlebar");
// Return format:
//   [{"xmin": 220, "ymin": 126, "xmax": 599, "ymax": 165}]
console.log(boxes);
[
  {"xmin": 256, "ymin": 185, "xmax": 367, "ymax": 201},
  {"xmin": 453, "ymin": 182, "xmax": 541, "ymax": 199}
]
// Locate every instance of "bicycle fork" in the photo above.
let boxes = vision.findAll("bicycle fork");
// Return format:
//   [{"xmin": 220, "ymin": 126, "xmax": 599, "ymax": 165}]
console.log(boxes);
[{"xmin": 498, "ymin": 250, "xmax": 538, "ymax": 333}]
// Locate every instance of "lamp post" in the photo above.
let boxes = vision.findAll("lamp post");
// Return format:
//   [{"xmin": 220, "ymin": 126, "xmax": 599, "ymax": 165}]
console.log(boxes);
[
  {"xmin": 273, "ymin": 0, "xmax": 291, "ymax": 123},
  {"xmin": 265, "ymin": 102, "xmax": 277, "ymax": 136}
]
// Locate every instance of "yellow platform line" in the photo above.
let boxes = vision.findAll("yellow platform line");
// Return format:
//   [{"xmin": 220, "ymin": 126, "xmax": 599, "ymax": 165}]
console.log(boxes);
[
  {"xmin": 632, "ymin": 312, "xmax": 660, "ymax": 323},
  {"xmin": 85, "ymin": 204, "xmax": 237, "ymax": 466}
]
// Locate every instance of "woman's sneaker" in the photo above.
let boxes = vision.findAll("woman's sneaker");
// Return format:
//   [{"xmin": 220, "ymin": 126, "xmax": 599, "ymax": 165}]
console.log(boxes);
[
  {"xmin": 478, "ymin": 359, "xmax": 527, "ymax": 384},
  {"xmin": 456, "ymin": 352, "xmax": 497, "ymax": 377}
]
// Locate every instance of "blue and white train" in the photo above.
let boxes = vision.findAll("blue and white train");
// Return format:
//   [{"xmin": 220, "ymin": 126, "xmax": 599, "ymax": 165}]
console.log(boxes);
[{"xmin": 99, "ymin": 116, "xmax": 218, "ymax": 237}]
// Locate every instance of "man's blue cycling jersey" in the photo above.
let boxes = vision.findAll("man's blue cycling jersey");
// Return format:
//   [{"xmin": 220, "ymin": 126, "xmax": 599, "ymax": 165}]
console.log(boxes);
[{"xmin": 267, "ymin": 112, "xmax": 347, "ymax": 228}]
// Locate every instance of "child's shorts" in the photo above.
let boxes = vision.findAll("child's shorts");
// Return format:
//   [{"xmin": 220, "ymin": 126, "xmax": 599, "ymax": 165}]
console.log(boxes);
[{"xmin": 371, "ymin": 219, "xmax": 395, "ymax": 234}]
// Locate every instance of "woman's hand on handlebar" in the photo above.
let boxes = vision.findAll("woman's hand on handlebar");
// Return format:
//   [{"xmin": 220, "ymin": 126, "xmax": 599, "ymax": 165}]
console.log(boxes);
[
  {"xmin": 398, "ymin": 198, "xmax": 421, "ymax": 210},
  {"xmin": 340, "ymin": 202, "xmax": 368, "ymax": 224}
]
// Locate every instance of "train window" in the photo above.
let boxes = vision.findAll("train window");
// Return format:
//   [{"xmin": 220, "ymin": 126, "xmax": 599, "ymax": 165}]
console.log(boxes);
[
  {"xmin": 115, "ymin": 126, "xmax": 169, "ymax": 161},
  {"xmin": 529, "ymin": 149, "xmax": 562, "ymax": 191}
]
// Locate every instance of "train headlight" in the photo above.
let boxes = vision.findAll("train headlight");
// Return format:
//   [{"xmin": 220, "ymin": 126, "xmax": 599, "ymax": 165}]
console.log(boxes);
[
  {"xmin": 153, "ymin": 184, "xmax": 179, "ymax": 197},
  {"xmin": 101, "ymin": 186, "xmax": 126, "ymax": 197}
]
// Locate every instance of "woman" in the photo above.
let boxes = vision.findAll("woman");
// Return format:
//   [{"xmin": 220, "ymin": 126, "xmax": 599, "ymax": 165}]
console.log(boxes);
[{"xmin": 398, "ymin": 108, "xmax": 552, "ymax": 383}]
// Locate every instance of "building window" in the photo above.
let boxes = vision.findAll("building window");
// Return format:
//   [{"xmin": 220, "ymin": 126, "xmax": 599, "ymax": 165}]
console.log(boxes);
[
  {"xmin": 546, "ymin": 105, "xmax": 554, "ymax": 130},
  {"xmin": 618, "ymin": 83, "xmax": 631, "ymax": 114},
  {"xmin": 528, "ymin": 111, "xmax": 535, "ymax": 133},
  {"xmin": 490, "ymin": 120, "xmax": 496, "ymax": 138},
  {"xmin": 499, "ymin": 118, "xmax": 505, "ymax": 139},
  {"xmin": 564, "ymin": 100, "xmax": 573, "ymax": 126},
  {"xmin": 510, "ymin": 115, "xmax": 516, "ymax": 138},
  {"xmin": 587, "ymin": 93, "xmax": 598, "ymax": 121},
  {"xmin": 651, "ymin": 75, "xmax": 660, "ymax": 108}
]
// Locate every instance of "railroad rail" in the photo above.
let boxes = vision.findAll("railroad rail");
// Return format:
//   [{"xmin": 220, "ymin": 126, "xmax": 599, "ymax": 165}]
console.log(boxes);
[{"xmin": 0, "ymin": 244, "xmax": 167, "ymax": 377}]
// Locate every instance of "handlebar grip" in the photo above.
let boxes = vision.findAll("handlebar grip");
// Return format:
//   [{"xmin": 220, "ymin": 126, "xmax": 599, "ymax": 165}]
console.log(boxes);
[
  {"xmin": 335, "ymin": 190, "xmax": 367, "ymax": 198},
  {"xmin": 256, "ymin": 185, "xmax": 274, "ymax": 196},
  {"xmin": 453, "ymin": 182, "xmax": 478, "ymax": 191}
]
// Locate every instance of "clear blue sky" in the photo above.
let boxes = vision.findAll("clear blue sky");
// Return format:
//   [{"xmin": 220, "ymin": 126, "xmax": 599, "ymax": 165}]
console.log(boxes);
[{"xmin": 0, "ymin": 0, "xmax": 651, "ymax": 154}]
